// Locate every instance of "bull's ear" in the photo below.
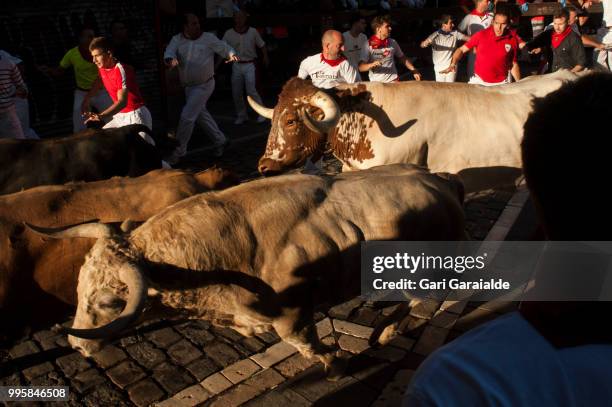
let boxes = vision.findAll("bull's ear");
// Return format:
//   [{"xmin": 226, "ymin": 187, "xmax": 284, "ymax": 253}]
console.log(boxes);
[{"xmin": 120, "ymin": 219, "xmax": 141, "ymax": 233}]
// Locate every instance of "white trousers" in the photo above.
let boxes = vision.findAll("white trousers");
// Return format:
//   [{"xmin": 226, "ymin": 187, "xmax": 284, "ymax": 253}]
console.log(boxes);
[
  {"xmin": 231, "ymin": 62, "xmax": 264, "ymax": 120},
  {"xmin": 14, "ymin": 97, "xmax": 38, "ymax": 139},
  {"xmin": 175, "ymin": 80, "xmax": 226, "ymax": 157},
  {"xmin": 594, "ymin": 27, "xmax": 612, "ymax": 71},
  {"xmin": 103, "ymin": 106, "xmax": 155, "ymax": 145},
  {"xmin": 73, "ymin": 89, "xmax": 112, "ymax": 133},
  {"xmin": 434, "ymin": 65, "xmax": 457, "ymax": 82},
  {"xmin": 0, "ymin": 105, "xmax": 24, "ymax": 139},
  {"xmin": 468, "ymin": 74, "xmax": 508, "ymax": 86}
]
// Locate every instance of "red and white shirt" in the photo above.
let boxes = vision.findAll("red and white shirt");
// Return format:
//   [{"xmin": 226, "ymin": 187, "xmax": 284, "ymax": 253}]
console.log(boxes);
[
  {"xmin": 298, "ymin": 53, "xmax": 361, "ymax": 89},
  {"xmin": 99, "ymin": 62, "xmax": 144, "ymax": 113},
  {"xmin": 360, "ymin": 37, "xmax": 404, "ymax": 83},
  {"xmin": 464, "ymin": 27, "xmax": 519, "ymax": 84}
]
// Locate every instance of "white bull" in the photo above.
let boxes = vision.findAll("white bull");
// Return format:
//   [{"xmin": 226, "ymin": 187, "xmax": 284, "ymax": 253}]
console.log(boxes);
[{"xmin": 250, "ymin": 70, "xmax": 581, "ymax": 192}]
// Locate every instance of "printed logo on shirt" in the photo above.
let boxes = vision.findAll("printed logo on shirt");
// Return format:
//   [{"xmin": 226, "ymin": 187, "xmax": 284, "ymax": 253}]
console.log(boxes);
[
  {"xmin": 312, "ymin": 71, "xmax": 341, "ymax": 80},
  {"xmin": 505, "ymin": 43, "xmax": 511, "ymax": 53},
  {"xmin": 371, "ymin": 49, "xmax": 392, "ymax": 59}
]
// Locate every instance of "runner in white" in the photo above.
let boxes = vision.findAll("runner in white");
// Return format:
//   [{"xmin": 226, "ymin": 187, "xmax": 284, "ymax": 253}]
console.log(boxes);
[
  {"xmin": 342, "ymin": 15, "xmax": 368, "ymax": 69},
  {"xmin": 222, "ymin": 10, "xmax": 269, "ymax": 125},
  {"xmin": 297, "ymin": 30, "xmax": 360, "ymax": 173},
  {"xmin": 421, "ymin": 15, "xmax": 470, "ymax": 82},
  {"xmin": 458, "ymin": 0, "xmax": 494, "ymax": 78},
  {"xmin": 298, "ymin": 30, "xmax": 361, "ymax": 89},
  {"xmin": 359, "ymin": 15, "xmax": 421, "ymax": 82},
  {"xmin": 584, "ymin": 0, "xmax": 612, "ymax": 70},
  {"xmin": 164, "ymin": 13, "xmax": 238, "ymax": 162},
  {"xmin": 0, "ymin": 50, "xmax": 38, "ymax": 139}
]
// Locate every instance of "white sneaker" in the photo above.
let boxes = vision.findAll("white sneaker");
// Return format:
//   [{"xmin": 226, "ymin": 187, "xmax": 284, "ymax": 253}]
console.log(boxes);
[
  {"xmin": 256, "ymin": 116, "xmax": 267, "ymax": 123},
  {"xmin": 234, "ymin": 117, "xmax": 247, "ymax": 125}
]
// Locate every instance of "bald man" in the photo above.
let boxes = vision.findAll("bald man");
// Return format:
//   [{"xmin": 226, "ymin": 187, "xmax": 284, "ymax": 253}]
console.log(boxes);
[{"xmin": 298, "ymin": 29, "xmax": 361, "ymax": 89}]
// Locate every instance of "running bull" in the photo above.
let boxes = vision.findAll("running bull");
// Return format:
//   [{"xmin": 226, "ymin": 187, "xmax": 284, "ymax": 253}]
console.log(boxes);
[
  {"xmin": 0, "ymin": 167, "xmax": 236, "ymax": 336},
  {"xmin": 0, "ymin": 124, "xmax": 170, "ymax": 195},
  {"xmin": 249, "ymin": 70, "xmax": 581, "ymax": 192},
  {"xmin": 32, "ymin": 164, "xmax": 465, "ymax": 377}
]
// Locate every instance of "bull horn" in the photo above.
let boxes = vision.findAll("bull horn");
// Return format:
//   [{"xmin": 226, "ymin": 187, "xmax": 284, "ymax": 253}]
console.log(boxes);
[
  {"xmin": 247, "ymin": 96, "xmax": 273, "ymax": 119},
  {"xmin": 55, "ymin": 263, "xmax": 148, "ymax": 339},
  {"xmin": 301, "ymin": 91, "xmax": 341, "ymax": 134},
  {"xmin": 25, "ymin": 222, "xmax": 114, "ymax": 239}
]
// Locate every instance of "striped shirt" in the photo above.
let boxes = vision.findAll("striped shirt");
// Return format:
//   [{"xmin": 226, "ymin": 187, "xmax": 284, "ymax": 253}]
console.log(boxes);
[{"xmin": 0, "ymin": 54, "xmax": 25, "ymax": 112}]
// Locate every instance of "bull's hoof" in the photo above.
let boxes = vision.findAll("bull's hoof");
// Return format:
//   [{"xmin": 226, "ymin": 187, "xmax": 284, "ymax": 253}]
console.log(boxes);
[{"xmin": 325, "ymin": 356, "xmax": 348, "ymax": 382}]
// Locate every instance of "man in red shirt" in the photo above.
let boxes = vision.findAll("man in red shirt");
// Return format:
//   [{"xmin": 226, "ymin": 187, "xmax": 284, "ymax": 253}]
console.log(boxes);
[
  {"xmin": 442, "ymin": 9, "xmax": 521, "ymax": 86},
  {"xmin": 83, "ymin": 37, "xmax": 154, "ymax": 143}
]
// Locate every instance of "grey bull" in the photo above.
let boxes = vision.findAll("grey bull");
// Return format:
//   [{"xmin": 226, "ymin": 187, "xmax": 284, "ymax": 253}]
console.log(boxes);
[{"xmin": 32, "ymin": 164, "xmax": 465, "ymax": 378}]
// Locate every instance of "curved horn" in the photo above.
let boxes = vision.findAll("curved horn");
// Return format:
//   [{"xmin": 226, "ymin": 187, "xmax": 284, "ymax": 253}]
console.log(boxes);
[
  {"xmin": 301, "ymin": 91, "xmax": 341, "ymax": 134},
  {"xmin": 247, "ymin": 96, "xmax": 273, "ymax": 119},
  {"xmin": 25, "ymin": 222, "xmax": 114, "ymax": 239},
  {"xmin": 54, "ymin": 263, "xmax": 148, "ymax": 339}
]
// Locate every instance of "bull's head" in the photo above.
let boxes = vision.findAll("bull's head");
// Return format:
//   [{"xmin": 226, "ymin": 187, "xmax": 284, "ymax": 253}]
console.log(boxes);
[
  {"xmin": 27, "ymin": 222, "xmax": 147, "ymax": 356},
  {"xmin": 248, "ymin": 78, "xmax": 341, "ymax": 176}
]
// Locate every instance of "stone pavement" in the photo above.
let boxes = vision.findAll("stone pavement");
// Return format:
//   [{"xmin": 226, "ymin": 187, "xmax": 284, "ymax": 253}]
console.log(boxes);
[{"xmin": 0, "ymin": 114, "xmax": 522, "ymax": 407}]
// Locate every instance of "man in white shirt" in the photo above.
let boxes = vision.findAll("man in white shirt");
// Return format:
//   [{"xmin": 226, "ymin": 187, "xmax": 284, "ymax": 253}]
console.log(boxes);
[
  {"xmin": 164, "ymin": 13, "xmax": 238, "ymax": 163},
  {"xmin": 0, "ymin": 52, "xmax": 27, "ymax": 139},
  {"xmin": 584, "ymin": 0, "xmax": 612, "ymax": 70},
  {"xmin": 0, "ymin": 50, "xmax": 38, "ymax": 139},
  {"xmin": 297, "ymin": 30, "xmax": 360, "ymax": 173},
  {"xmin": 421, "ymin": 15, "xmax": 470, "ymax": 82},
  {"xmin": 298, "ymin": 30, "xmax": 361, "ymax": 90},
  {"xmin": 342, "ymin": 15, "xmax": 368, "ymax": 70},
  {"xmin": 359, "ymin": 15, "xmax": 422, "ymax": 82},
  {"xmin": 222, "ymin": 10, "xmax": 269, "ymax": 125},
  {"xmin": 458, "ymin": 0, "xmax": 494, "ymax": 78}
]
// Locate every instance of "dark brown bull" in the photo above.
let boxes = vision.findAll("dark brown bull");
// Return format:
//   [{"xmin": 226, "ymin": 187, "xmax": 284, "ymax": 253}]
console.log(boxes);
[
  {"xmin": 0, "ymin": 167, "xmax": 237, "ymax": 337},
  {"xmin": 0, "ymin": 124, "xmax": 166, "ymax": 195}
]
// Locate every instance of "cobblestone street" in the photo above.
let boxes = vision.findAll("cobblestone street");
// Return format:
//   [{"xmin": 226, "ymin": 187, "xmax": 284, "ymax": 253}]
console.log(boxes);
[{"xmin": 0, "ymin": 110, "xmax": 524, "ymax": 407}]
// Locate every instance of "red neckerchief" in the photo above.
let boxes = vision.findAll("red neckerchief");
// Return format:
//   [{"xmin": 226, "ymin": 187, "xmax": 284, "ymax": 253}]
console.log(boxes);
[
  {"xmin": 369, "ymin": 35, "xmax": 389, "ymax": 49},
  {"xmin": 470, "ymin": 9, "xmax": 487, "ymax": 17},
  {"xmin": 551, "ymin": 26, "xmax": 572, "ymax": 49},
  {"xmin": 320, "ymin": 53, "xmax": 346, "ymax": 67}
]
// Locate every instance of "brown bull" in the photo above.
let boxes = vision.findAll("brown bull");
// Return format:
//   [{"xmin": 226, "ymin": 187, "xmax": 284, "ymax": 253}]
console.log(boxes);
[{"xmin": 0, "ymin": 167, "xmax": 237, "ymax": 336}]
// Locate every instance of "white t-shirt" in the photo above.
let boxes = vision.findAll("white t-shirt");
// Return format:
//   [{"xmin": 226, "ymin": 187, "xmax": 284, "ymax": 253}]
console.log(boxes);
[
  {"xmin": 298, "ymin": 53, "xmax": 361, "ymax": 89},
  {"xmin": 342, "ymin": 31, "xmax": 368, "ymax": 69},
  {"xmin": 404, "ymin": 312, "xmax": 612, "ymax": 407},
  {"xmin": 425, "ymin": 30, "xmax": 470, "ymax": 67},
  {"xmin": 222, "ymin": 27, "xmax": 265, "ymax": 61},
  {"xmin": 458, "ymin": 11, "xmax": 494, "ymax": 36},
  {"xmin": 360, "ymin": 38, "xmax": 405, "ymax": 82},
  {"xmin": 164, "ymin": 32, "xmax": 236, "ymax": 86},
  {"xmin": 602, "ymin": 0, "xmax": 612, "ymax": 27}
]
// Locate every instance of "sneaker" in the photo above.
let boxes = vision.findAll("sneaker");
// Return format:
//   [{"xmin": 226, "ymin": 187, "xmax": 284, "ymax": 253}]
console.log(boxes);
[
  {"xmin": 256, "ymin": 116, "xmax": 267, "ymax": 123},
  {"xmin": 164, "ymin": 149, "xmax": 184, "ymax": 165},
  {"xmin": 234, "ymin": 117, "xmax": 247, "ymax": 125}
]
